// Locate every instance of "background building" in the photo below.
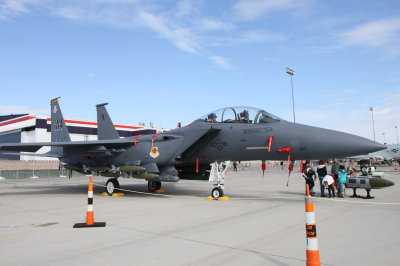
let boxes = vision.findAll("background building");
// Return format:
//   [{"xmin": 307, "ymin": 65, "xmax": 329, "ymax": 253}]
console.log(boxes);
[{"xmin": 0, "ymin": 114, "xmax": 158, "ymax": 160}]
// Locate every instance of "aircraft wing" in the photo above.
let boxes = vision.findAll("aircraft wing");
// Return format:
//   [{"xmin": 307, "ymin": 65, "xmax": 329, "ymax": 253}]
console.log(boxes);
[
  {"xmin": 0, "ymin": 134, "xmax": 181, "ymax": 154},
  {"xmin": 347, "ymin": 154, "xmax": 371, "ymax": 161}
]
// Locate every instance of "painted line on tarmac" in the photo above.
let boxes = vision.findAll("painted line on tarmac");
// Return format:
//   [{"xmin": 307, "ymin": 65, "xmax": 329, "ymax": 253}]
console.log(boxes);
[
  {"xmin": 231, "ymin": 195, "xmax": 400, "ymax": 206},
  {"xmin": 312, "ymin": 196, "xmax": 400, "ymax": 206},
  {"xmin": 0, "ymin": 227, "xmax": 55, "ymax": 240}
]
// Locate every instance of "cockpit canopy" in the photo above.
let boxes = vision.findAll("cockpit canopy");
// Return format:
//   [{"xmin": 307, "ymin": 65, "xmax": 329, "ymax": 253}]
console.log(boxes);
[{"xmin": 198, "ymin": 106, "xmax": 283, "ymax": 124}]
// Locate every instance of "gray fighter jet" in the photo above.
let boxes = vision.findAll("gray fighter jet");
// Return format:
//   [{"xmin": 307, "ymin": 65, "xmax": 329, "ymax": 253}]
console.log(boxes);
[
  {"xmin": 349, "ymin": 144, "xmax": 400, "ymax": 165},
  {"xmin": 0, "ymin": 98, "xmax": 385, "ymax": 198}
]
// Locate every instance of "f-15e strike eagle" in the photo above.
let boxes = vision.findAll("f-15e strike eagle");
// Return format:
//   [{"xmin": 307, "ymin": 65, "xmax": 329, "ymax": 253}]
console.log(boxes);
[{"xmin": 0, "ymin": 98, "xmax": 385, "ymax": 198}]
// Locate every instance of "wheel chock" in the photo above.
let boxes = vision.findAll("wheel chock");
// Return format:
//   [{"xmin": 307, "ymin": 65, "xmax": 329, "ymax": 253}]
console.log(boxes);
[
  {"xmin": 155, "ymin": 189, "xmax": 164, "ymax": 193},
  {"xmin": 112, "ymin": 193, "xmax": 124, "ymax": 197},
  {"xmin": 218, "ymin": 196, "xmax": 230, "ymax": 201},
  {"xmin": 206, "ymin": 196, "xmax": 214, "ymax": 200},
  {"xmin": 102, "ymin": 192, "xmax": 109, "ymax": 196}
]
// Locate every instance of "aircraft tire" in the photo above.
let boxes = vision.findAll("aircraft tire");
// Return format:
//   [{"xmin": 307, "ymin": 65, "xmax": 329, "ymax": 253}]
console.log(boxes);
[
  {"xmin": 148, "ymin": 180, "xmax": 158, "ymax": 192},
  {"xmin": 156, "ymin": 181, "xmax": 162, "ymax": 190},
  {"xmin": 211, "ymin": 187, "xmax": 224, "ymax": 198},
  {"xmin": 106, "ymin": 178, "xmax": 120, "ymax": 195}
]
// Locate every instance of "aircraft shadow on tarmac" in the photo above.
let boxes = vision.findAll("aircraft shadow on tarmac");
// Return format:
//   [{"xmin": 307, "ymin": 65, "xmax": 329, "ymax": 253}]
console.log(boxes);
[
  {"xmin": 0, "ymin": 180, "xmax": 304, "ymax": 202},
  {"xmin": 0, "ymin": 181, "xmax": 206, "ymax": 198}
]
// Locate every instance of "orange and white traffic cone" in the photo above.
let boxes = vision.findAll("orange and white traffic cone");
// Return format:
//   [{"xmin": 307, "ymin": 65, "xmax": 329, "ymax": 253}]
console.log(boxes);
[
  {"xmin": 74, "ymin": 176, "xmax": 106, "ymax": 228},
  {"xmin": 395, "ymin": 164, "xmax": 398, "ymax": 170},
  {"xmin": 305, "ymin": 184, "xmax": 321, "ymax": 266}
]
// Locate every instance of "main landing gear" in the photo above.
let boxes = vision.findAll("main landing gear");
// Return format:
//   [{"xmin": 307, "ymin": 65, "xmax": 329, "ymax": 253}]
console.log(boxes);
[
  {"xmin": 147, "ymin": 180, "xmax": 162, "ymax": 192},
  {"xmin": 106, "ymin": 178, "xmax": 120, "ymax": 195}
]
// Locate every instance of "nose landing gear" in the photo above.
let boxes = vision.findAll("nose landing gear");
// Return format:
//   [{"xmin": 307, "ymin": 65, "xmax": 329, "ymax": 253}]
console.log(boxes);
[
  {"xmin": 106, "ymin": 178, "xmax": 120, "ymax": 195},
  {"xmin": 209, "ymin": 161, "xmax": 230, "ymax": 199}
]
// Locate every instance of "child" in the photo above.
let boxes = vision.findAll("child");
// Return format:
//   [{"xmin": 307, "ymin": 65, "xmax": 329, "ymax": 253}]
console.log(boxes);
[
  {"xmin": 322, "ymin": 174, "xmax": 335, "ymax": 198},
  {"xmin": 337, "ymin": 165, "xmax": 347, "ymax": 198}
]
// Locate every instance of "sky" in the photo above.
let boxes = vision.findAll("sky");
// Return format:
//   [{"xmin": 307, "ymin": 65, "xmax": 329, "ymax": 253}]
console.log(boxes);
[{"xmin": 0, "ymin": 0, "xmax": 400, "ymax": 144}]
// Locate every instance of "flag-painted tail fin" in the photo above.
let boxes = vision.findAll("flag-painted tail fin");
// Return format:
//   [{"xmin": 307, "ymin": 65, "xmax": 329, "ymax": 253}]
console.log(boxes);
[
  {"xmin": 96, "ymin": 103, "xmax": 120, "ymax": 140},
  {"xmin": 50, "ymin": 97, "xmax": 71, "ymax": 156}
]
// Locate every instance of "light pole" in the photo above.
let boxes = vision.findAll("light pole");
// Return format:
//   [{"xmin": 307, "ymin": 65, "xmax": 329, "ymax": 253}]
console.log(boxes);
[
  {"xmin": 286, "ymin": 67, "xmax": 296, "ymax": 123},
  {"xmin": 382, "ymin": 132, "xmax": 386, "ymax": 145},
  {"xmin": 370, "ymin": 107, "xmax": 375, "ymax": 141},
  {"xmin": 395, "ymin": 125, "xmax": 398, "ymax": 144}
]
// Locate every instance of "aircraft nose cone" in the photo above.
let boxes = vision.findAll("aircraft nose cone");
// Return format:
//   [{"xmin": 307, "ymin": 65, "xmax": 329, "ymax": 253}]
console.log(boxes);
[{"xmin": 307, "ymin": 127, "xmax": 386, "ymax": 158}]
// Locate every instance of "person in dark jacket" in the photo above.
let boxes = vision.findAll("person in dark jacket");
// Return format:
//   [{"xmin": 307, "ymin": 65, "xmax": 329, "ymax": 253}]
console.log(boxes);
[
  {"xmin": 331, "ymin": 158, "xmax": 341, "ymax": 196},
  {"xmin": 317, "ymin": 160, "xmax": 327, "ymax": 197},
  {"xmin": 303, "ymin": 163, "xmax": 316, "ymax": 195},
  {"xmin": 233, "ymin": 161, "xmax": 238, "ymax": 172}
]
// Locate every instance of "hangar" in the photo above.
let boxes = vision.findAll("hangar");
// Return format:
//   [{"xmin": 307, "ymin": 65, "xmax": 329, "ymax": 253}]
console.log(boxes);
[{"xmin": 0, "ymin": 114, "xmax": 158, "ymax": 160}]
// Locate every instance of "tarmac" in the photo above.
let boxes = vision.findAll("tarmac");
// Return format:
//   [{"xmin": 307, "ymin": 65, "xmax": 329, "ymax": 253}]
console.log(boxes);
[{"xmin": 0, "ymin": 165, "xmax": 399, "ymax": 266}]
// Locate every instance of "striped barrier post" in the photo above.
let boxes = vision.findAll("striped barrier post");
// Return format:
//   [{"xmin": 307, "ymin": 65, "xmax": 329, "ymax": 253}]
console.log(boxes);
[
  {"xmin": 305, "ymin": 184, "xmax": 321, "ymax": 266},
  {"xmin": 74, "ymin": 176, "xmax": 106, "ymax": 228}
]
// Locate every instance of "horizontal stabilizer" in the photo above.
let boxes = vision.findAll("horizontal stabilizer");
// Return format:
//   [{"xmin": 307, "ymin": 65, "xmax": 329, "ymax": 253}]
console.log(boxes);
[
  {"xmin": 0, "ymin": 151, "xmax": 61, "ymax": 158},
  {"xmin": 0, "ymin": 134, "xmax": 183, "ymax": 157}
]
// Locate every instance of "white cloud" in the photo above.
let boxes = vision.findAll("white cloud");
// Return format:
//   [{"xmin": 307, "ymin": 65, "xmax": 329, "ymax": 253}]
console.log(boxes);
[
  {"xmin": 341, "ymin": 17, "xmax": 400, "ymax": 47},
  {"xmin": 336, "ymin": 17, "xmax": 400, "ymax": 58},
  {"xmin": 209, "ymin": 56, "xmax": 232, "ymax": 69},
  {"xmin": 137, "ymin": 11, "xmax": 201, "ymax": 54},
  {"xmin": 0, "ymin": 0, "xmax": 40, "ymax": 19},
  {"xmin": 197, "ymin": 18, "xmax": 233, "ymax": 31},
  {"xmin": 55, "ymin": 6, "xmax": 84, "ymax": 22},
  {"xmin": 176, "ymin": 0, "xmax": 203, "ymax": 17},
  {"xmin": 238, "ymin": 29, "xmax": 286, "ymax": 43},
  {"xmin": 0, "ymin": 1, "xmax": 289, "ymax": 69},
  {"xmin": 205, "ymin": 29, "xmax": 286, "ymax": 47},
  {"xmin": 233, "ymin": 0, "xmax": 298, "ymax": 21}
]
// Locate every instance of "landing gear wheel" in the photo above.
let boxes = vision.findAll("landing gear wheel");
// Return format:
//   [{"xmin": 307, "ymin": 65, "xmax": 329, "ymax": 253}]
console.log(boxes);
[
  {"xmin": 155, "ymin": 181, "xmax": 162, "ymax": 190},
  {"xmin": 211, "ymin": 187, "xmax": 224, "ymax": 199},
  {"xmin": 106, "ymin": 178, "xmax": 120, "ymax": 195},
  {"xmin": 148, "ymin": 180, "xmax": 158, "ymax": 192}
]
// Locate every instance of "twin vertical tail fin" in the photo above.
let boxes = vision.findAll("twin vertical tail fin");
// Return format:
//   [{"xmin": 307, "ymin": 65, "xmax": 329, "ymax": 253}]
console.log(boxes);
[
  {"xmin": 96, "ymin": 103, "xmax": 120, "ymax": 140},
  {"xmin": 50, "ymin": 97, "xmax": 71, "ymax": 156}
]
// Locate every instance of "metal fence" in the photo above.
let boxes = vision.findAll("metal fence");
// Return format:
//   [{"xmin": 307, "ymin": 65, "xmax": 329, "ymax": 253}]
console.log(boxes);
[{"xmin": 0, "ymin": 169, "xmax": 82, "ymax": 179}]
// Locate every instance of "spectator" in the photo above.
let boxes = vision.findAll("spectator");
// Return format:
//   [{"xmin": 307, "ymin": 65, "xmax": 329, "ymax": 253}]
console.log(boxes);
[
  {"xmin": 331, "ymin": 158, "xmax": 340, "ymax": 195},
  {"xmin": 322, "ymin": 175, "xmax": 335, "ymax": 198},
  {"xmin": 303, "ymin": 163, "xmax": 316, "ymax": 195},
  {"xmin": 337, "ymin": 165, "xmax": 347, "ymax": 198},
  {"xmin": 233, "ymin": 161, "xmax": 238, "ymax": 172},
  {"xmin": 317, "ymin": 160, "xmax": 327, "ymax": 197}
]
